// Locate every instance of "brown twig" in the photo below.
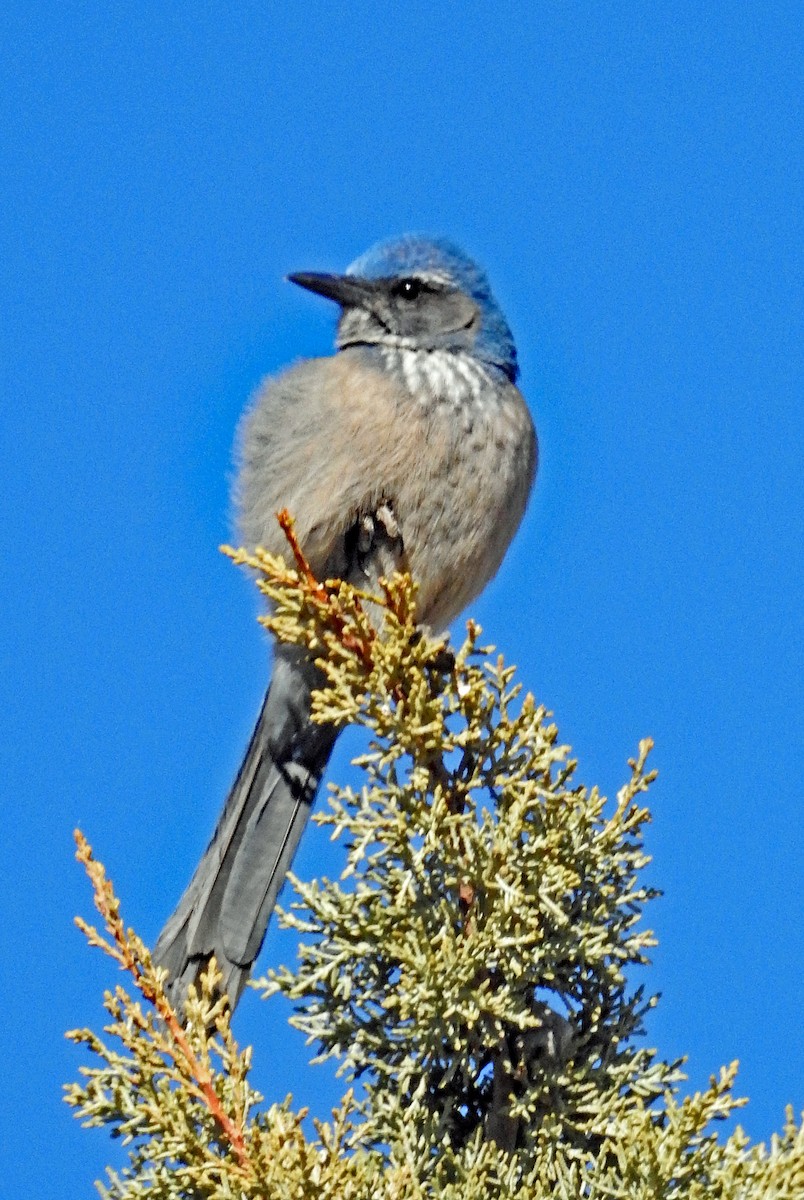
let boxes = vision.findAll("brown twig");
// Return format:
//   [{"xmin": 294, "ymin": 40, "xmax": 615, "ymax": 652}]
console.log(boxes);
[
  {"xmin": 276, "ymin": 508, "xmax": 321, "ymax": 588},
  {"xmin": 277, "ymin": 508, "xmax": 382, "ymax": 671},
  {"xmin": 73, "ymin": 831, "xmax": 254, "ymax": 1179}
]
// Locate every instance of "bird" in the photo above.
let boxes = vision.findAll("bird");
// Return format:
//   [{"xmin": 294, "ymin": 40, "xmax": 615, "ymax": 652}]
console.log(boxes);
[{"xmin": 154, "ymin": 234, "xmax": 537, "ymax": 1011}]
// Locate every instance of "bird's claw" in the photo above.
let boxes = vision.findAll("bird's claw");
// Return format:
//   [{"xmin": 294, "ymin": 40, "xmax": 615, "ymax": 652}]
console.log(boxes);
[{"xmin": 374, "ymin": 500, "xmax": 400, "ymax": 541}]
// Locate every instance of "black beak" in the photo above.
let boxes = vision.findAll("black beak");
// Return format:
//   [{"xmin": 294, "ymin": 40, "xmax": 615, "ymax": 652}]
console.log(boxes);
[{"xmin": 287, "ymin": 271, "xmax": 376, "ymax": 308}]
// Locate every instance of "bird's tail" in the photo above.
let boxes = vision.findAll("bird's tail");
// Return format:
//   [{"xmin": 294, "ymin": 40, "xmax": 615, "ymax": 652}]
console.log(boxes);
[{"xmin": 154, "ymin": 645, "xmax": 337, "ymax": 1011}]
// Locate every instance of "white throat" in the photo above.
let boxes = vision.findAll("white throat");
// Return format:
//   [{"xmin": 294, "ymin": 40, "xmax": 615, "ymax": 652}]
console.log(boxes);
[{"xmin": 381, "ymin": 347, "xmax": 494, "ymax": 407}]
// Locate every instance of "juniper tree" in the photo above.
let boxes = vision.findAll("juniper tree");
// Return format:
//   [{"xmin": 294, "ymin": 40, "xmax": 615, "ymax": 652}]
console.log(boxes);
[{"xmin": 66, "ymin": 524, "xmax": 803, "ymax": 1198}]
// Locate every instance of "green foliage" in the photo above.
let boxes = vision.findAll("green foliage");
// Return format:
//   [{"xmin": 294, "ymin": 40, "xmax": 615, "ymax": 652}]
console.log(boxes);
[{"xmin": 66, "ymin": 530, "xmax": 803, "ymax": 1197}]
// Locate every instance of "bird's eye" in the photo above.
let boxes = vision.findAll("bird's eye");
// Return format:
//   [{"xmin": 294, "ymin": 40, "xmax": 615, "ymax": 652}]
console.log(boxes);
[{"xmin": 393, "ymin": 278, "xmax": 423, "ymax": 301}]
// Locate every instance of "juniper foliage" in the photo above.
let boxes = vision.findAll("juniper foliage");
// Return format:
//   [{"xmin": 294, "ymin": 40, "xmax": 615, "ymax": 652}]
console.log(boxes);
[{"xmin": 66, "ymin": 522, "xmax": 803, "ymax": 1197}]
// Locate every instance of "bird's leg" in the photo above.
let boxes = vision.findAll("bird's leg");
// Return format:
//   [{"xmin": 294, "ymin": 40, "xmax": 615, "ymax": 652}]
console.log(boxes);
[{"xmin": 356, "ymin": 513, "xmax": 376, "ymax": 558}]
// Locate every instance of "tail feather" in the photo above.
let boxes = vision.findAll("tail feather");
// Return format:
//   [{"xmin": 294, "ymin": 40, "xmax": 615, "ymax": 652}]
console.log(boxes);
[{"xmin": 154, "ymin": 646, "xmax": 337, "ymax": 1010}]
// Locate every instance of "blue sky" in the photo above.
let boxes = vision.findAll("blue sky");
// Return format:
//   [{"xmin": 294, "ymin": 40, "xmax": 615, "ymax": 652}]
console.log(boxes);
[{"xmin": 1, "ymin": 3, "xmax": 801, "ymax": 1192}]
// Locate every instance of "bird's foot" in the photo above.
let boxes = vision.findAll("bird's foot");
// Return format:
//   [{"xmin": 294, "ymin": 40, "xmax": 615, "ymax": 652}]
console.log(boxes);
[{"xmin": 353, "ymin": 498, "xmax": 405, "ymax": 579}]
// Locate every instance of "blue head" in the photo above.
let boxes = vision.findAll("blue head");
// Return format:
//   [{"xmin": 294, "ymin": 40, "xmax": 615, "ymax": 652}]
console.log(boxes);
[{"xmin": 288, "ymin": 235, "xmax": 518, "ymax": 381}]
